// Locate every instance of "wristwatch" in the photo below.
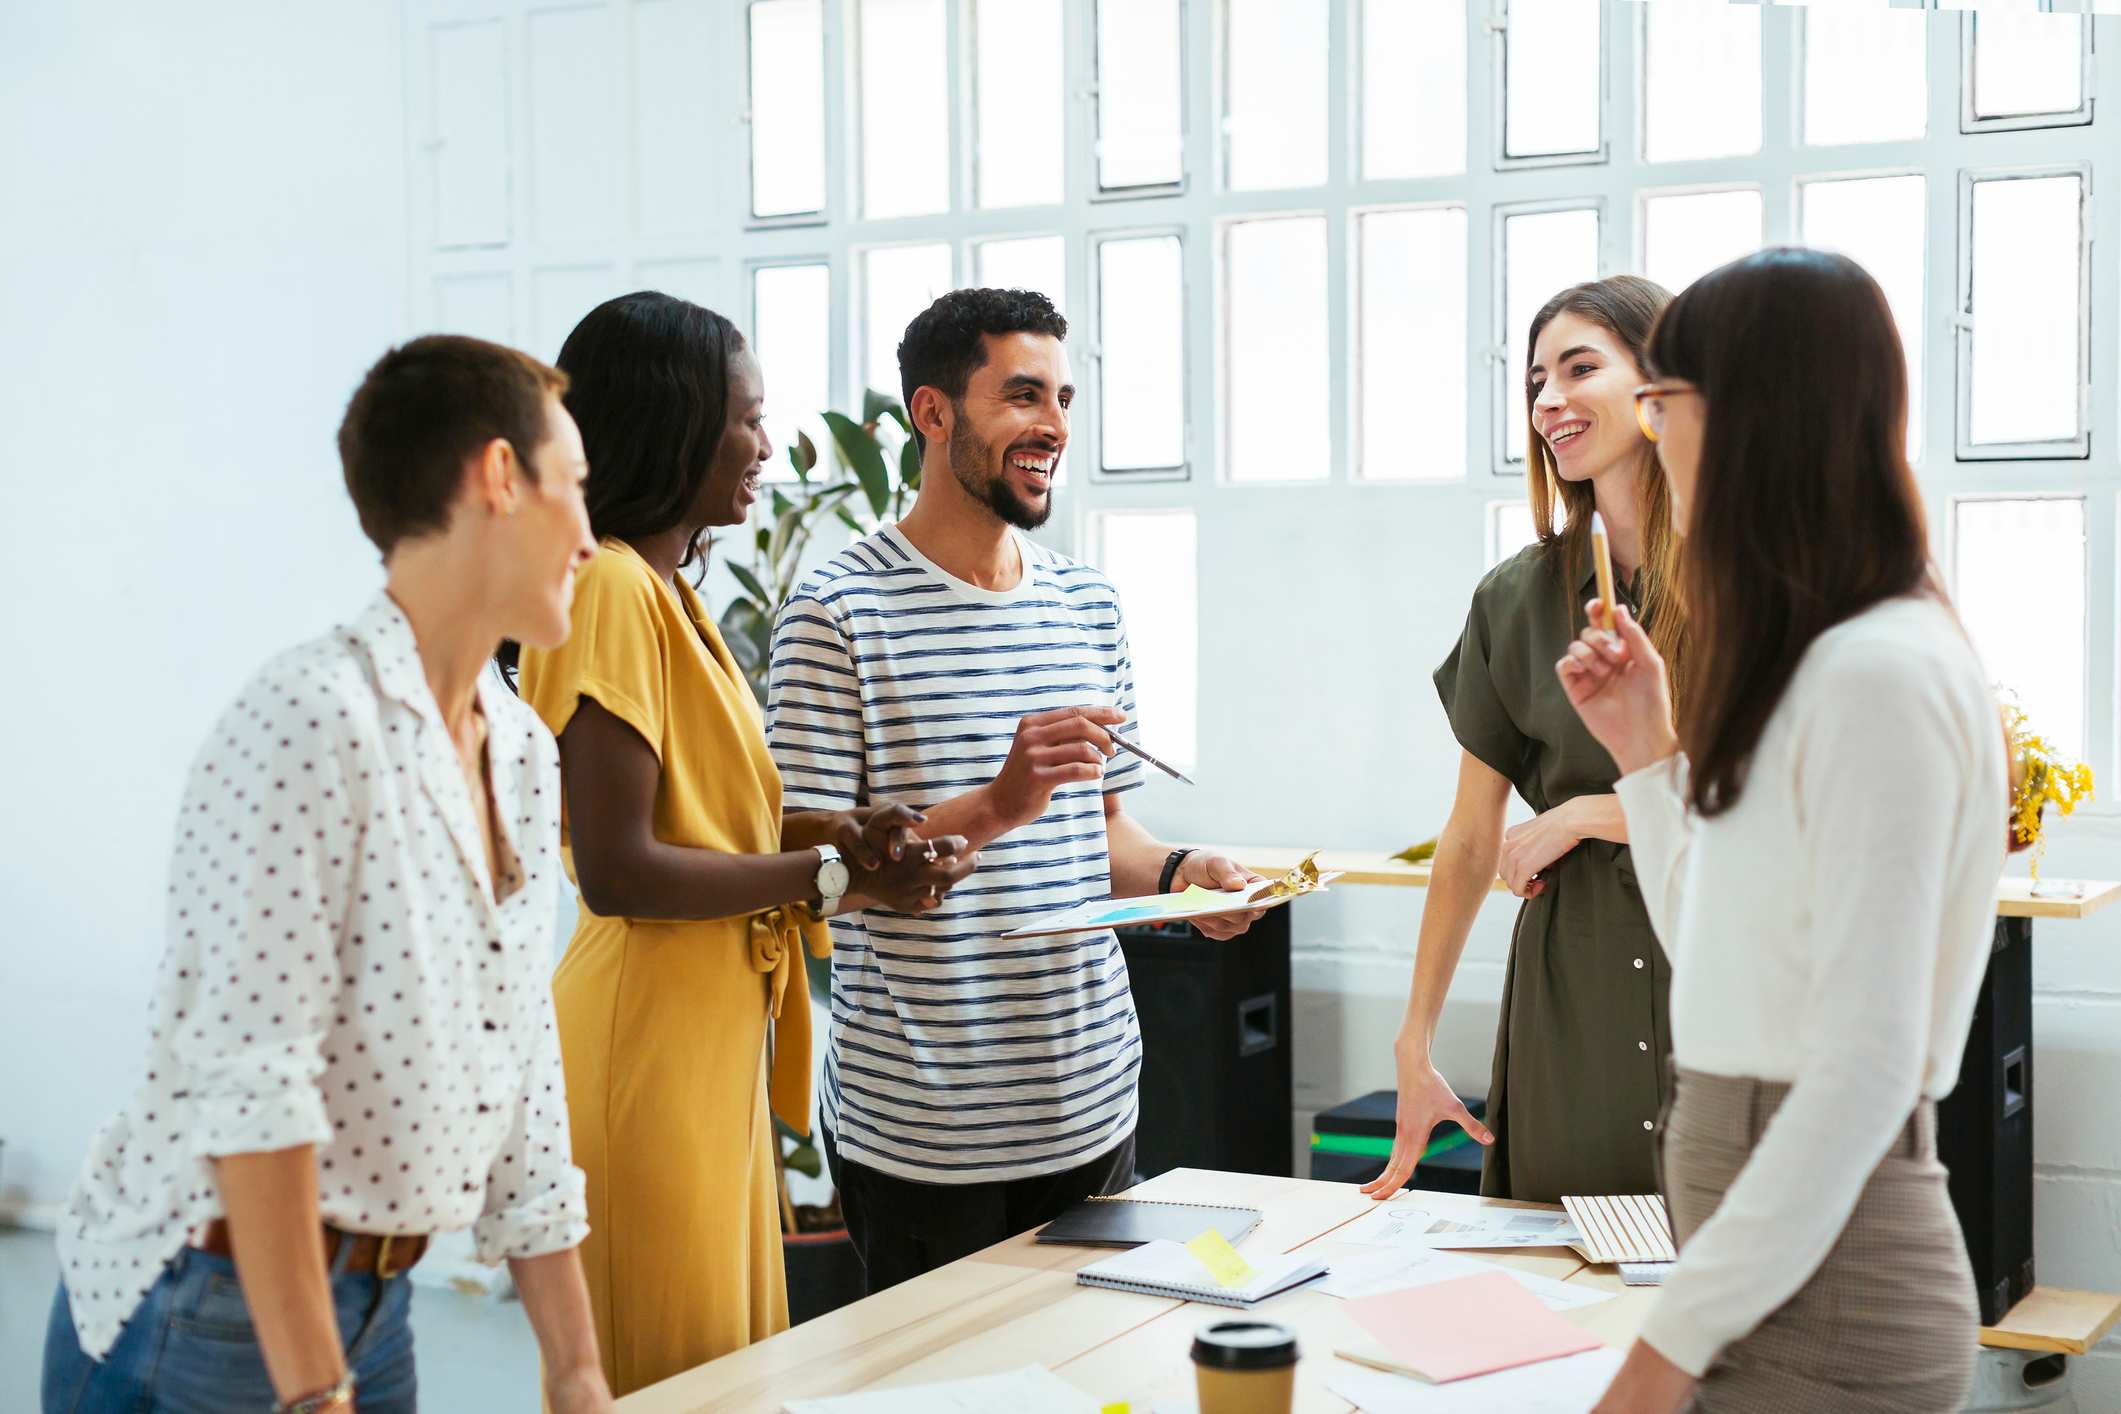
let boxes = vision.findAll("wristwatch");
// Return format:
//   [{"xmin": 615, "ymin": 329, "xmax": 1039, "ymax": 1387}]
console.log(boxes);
[
  {"xmin": 1158, "ymin": 847, "xmax": 1197, "ymax": 895},
  {"xmin": 814, "ymin": 844, "xmax": 851, "ymax": 918}
]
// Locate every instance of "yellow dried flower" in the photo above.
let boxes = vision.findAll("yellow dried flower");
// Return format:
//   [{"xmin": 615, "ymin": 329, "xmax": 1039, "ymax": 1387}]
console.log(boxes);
[{"xmin": 2003, "ymin": 700, "xmax": 2095, "ymax": 880}]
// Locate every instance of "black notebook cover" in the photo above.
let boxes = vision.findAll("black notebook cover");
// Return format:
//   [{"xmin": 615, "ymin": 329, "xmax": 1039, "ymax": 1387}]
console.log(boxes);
[{"xmin": 1033, "ymin": 1197, "xmax": 1262, "ymax": 1248}]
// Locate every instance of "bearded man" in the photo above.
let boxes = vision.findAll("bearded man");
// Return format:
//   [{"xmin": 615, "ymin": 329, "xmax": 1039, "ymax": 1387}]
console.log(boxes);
[{"xmin": 764, "ymin": 287, "xmax": 1261, "ymax": 1293}]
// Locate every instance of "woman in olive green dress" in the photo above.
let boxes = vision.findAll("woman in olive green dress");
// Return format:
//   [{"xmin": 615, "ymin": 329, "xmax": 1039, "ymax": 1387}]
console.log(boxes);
[{"xmin": 1362, "ymin": 276, "xmax": 1689, "ymax": 1204}]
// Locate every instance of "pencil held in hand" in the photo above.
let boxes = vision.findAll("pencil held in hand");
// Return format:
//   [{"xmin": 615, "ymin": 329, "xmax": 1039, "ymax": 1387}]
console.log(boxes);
[{"xmin": 1590, "ymin": 510, "xmax": 1617, "ymax": 633}]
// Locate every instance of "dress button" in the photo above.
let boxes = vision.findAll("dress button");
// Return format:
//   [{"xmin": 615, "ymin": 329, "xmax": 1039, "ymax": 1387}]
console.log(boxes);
[
  {"xmin": 1638, "ymin": 1041, "xmax": 1649, "ymax": 1052},
  {"xmin": 1632, "ymin": 958, "xmax": 1645, "ymax": 969},
  {"xmin": 1643, "ymin": 1120, "xmax": 1655, "ymax": 1131}
]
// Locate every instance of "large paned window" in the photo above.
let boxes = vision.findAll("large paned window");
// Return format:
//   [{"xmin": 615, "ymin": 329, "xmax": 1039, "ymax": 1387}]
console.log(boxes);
[{"xmin": 409, "ymin": 1, "xmax": 2121, "ymax": 799}]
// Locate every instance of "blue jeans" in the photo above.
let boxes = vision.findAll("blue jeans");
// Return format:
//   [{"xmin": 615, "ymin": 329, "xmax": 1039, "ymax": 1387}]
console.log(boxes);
[{"xmin": 41, "ymin": 1241, "xmax": 417, "ymax": 1413}]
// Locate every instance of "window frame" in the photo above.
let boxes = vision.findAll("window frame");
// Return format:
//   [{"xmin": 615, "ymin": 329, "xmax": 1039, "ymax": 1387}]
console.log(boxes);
[
  {"xmin": 1490, "ymin": 0, "xmax": 1613, "ymax": 173},
  {"xmin": 1090, "ymin": 224, "xmax": 1192, "ymax": 484},
  {"xmin": 1491, "ymin": 197, "xmax": 1607, "ymax": 475},
  {"xmin": 1953, "ymin": 162, "xmax": 2094, "ymax": 463},
  {"xmin": 1092, "ymin": 0, "xmax": 1190, "ymax": 202},
  {"xmin": 1946, "ymin": 489, "xmax": 2094, "ymax": 766},
  {"xmin": 1959, "ymin": 10, "xmax": 2096, "ymax": 136},
  {"xmin": 742, "ymin": 0, "xmax": 831, "ymax": 230}
]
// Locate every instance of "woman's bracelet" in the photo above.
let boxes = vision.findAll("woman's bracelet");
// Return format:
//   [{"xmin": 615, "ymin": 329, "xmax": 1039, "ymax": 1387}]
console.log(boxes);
[{"xmin": 276, "ymin": 1371, "xmax": 355, "ymax": 1414}]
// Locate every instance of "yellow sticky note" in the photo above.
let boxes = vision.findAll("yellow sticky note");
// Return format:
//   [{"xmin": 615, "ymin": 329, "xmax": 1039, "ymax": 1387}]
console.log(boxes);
[
  {"xmin": 1099, "ymin": 1404, "xmax": 1130, "ymax": 1414},
  {"xmin": 1184, "ymin": 1228, "xmax": 1258, "ymax": 1289}
]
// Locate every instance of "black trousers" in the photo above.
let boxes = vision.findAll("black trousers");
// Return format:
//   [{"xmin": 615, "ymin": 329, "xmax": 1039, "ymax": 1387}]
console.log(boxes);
[{"xmin": 821, "ymin": 1127, "xmax": 1138, "ymax": 1296}]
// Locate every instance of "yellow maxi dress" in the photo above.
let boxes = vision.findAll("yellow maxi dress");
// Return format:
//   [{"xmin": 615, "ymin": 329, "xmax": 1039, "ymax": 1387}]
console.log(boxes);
[{"xmin": 519, "ymin": 538, "xmax": 829, "ymax": 1396}]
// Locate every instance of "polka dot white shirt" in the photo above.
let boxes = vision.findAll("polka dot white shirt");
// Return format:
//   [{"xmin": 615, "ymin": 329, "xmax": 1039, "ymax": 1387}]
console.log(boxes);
[{"xmin": 57, "ymin": 593, "xmax": 589, "ymax": 1358}]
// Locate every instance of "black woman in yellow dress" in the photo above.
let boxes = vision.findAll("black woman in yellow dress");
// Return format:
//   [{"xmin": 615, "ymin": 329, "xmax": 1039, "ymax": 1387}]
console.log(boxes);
[{"xmin": 517, "ymin": 293, "xmax": 973, "ymax": 1395}]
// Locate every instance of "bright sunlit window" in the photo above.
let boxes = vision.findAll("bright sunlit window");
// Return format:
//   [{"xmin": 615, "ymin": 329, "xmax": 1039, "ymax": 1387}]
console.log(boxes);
[
  {"xmin": 1642, "ymin": 0, "xmax": 1761, "ymax": 164},
  {"xmin": 747, "ymin": 0, "xmax": 825, "ymax": 220},
  {"xmin": 1362, "ymin": 0, "xmax": 1466, "ymax": 180},
  {"xmin": 1801, "ymin": 173, "xmax": 1926, "ymax": 460},
  {"xmin": 1359, "ymin": 207, "xmax": 1468, "ymax": 482},
  {"xmin": 1955, "ymin": 497, "xmax": 2087, "ymax": 762},
  {"xmin": 1501, "ymin": 0, "xmax": 1604, "ymax": 163},
  {"xmin": 1640, "ymin": 187, "xmax": 1762, "ymax": 296},
  {"xmin": 1097, "ymin": 234, "xmax": 1186, "ymax": 474},
  {"xmin": 1500, "ymin": 206, "xmax": 1601, "ymax": 464},
  {"xmin": 859, "ymin": 0, "xmax": 948, "ymax": 219},
  {"xmin": 1090, "ymin": 510, "xmax": 1199, "ymax": 772},
  {"xmin": 1802, "ymin": 4, "xmax": 1926, "ymax": 147},
  {"xmin": 1224, "ymin": 216, "xmax": 1328, "ymax": 482},
  {"xmin": 750, "ymin": 262, "xmax": 831, "ymax": 477},
  {"xmin": 1096, "ymin": 0, "xmax": 1184, "ymax": 192},
  {"xmin": 973, "ymin": 0, "xmax": 1063, "ymax": 208},
  {"xmin": 1222, "ymin": 0, "xmax": 1327, "ymax": 191},
  {"xmin": 862, "ymin": 243, "xmax": 953, "ymax": 406},
  {"xmin": 1962, "ymin": 171, "xmax": 2086, "ymax": 454}
]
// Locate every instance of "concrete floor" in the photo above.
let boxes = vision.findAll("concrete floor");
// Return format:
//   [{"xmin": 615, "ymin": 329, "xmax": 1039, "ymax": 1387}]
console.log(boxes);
[{"xmin": 1, "ymin": 1227, "xmax": 543, "ymax": 1410}]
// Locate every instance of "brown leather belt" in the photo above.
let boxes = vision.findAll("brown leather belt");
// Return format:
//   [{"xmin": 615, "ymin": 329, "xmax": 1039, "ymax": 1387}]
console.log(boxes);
[{"xmin": 193, "ymin": 1220, "xmax": 429, "ymax": 1280}]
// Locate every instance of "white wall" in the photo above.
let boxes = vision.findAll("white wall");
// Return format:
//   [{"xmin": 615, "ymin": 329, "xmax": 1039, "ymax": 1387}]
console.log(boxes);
[{"xmin": 0, "ymin": 2, "xmax": 409, "ymax": 1205}]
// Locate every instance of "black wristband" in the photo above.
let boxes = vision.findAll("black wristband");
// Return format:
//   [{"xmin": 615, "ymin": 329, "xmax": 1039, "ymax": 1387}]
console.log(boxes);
[{"xmin": 1158, "ymin": 848, "xmax": 1197, "ymax": 895}]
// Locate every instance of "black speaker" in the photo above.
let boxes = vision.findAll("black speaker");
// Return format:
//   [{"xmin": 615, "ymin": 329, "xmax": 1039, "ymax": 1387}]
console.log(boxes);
[
  {"xmin": 1937, "ymin": 916, "xmax": 2035, "ymax": 1326},
  {"xmin": 1118, "ymin": 907, "xmax": 1293, "ymax": 1180}
]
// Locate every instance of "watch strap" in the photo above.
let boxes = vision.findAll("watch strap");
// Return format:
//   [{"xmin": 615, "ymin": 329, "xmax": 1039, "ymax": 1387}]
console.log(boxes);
[{"xmin": 1158, "ymin": 847, "xmax": 1197, "ymax": 895}]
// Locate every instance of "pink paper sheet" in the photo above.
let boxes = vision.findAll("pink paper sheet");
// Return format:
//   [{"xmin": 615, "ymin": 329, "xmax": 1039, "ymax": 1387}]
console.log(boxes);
[{"xmin": 1346, "ymin": 1269, "xmax": 1605, "ymax": 1383}]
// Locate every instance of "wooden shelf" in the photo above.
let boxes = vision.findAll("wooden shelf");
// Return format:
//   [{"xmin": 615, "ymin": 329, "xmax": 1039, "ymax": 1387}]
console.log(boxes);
[
  {"xmin": 1201, "ymin": 845, "xmax": 2121, "ymax": 921},
  {"xmin": 1980, "ymin": 1286, "xmax": 2121, "ymax": 1356}
]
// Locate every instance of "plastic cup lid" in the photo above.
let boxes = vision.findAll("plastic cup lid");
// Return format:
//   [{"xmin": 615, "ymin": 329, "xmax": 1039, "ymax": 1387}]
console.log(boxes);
[{"xmin": 1189, "ymin": 1318, "xmax": 1299, "ymax": 1371}]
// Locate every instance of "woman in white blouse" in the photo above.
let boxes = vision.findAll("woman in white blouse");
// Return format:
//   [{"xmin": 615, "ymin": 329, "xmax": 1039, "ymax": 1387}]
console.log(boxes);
[
  {"xmin": 43, "ymin": 337, "xmax": 614, "ymax": 1414},
  {"xmin": 1558, "ymin": 249, "xmax": 2006, "ymax": 1413}
]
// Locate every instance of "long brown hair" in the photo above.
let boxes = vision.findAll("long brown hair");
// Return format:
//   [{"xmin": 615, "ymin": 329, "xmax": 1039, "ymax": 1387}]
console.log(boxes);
[
  {"xmin": 1523, "ymin": 275, "xmax": 1689, "ymax": 700},
  {"xmin": 1648, "ymin": 247, "xmax": 1932, "ymax": 817}
]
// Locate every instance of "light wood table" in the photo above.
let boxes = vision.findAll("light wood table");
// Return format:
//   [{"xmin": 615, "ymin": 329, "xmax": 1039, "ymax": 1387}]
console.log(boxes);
[
  {"xmin": 1199, "ymin": 843, "xmax": 2121, "ymax": 921},
  {"xmin": 1201, "ymin": 843, "xmax": 2121, "ymax": 1358},
  {"xmin": 618, "ymin": 1171, "xmax": 1651, "ymax": 1413}
]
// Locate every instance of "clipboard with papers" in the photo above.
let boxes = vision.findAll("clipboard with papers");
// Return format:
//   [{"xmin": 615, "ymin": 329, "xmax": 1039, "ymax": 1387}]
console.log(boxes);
[{"xmin": 1000, "ymin": 852, "xmax": 1341, "ymax": 939}]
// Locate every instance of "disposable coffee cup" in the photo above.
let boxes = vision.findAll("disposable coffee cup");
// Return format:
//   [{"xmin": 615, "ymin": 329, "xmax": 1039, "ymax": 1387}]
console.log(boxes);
[{"xmin": 1190, "ymin": 1318, "xmax": 1298, "ymax": 1414}]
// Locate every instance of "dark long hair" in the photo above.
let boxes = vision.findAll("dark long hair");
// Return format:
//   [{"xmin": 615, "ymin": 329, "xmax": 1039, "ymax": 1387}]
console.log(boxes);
[
  {"xmin": 1650, "ymin": 247, "xmax": 1932, "ymax": 817},
  {"xmin": 495, "ymin": 291, "xmax": 744, "ymax": 684},
  {"xmin": 559, "ymin": 290, "xmax": 746, "ymax": 569},
  {"xmin": 1523, "ymin": 275, "xmax": 1689, "ymax": 700}
]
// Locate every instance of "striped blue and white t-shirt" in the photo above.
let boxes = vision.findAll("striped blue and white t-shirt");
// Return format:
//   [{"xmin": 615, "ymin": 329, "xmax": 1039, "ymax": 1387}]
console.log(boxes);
[{"xmin": 765, "ymin": 526, "xmax": 1145, "ymax": 1184}]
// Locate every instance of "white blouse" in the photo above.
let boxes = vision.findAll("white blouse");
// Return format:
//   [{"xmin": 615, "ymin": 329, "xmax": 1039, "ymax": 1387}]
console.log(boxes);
[
  {"xmin": 1615, "ymin": 594, "xmax": 2006, "ymax": 1377},
  {"xmin": 57, "ymin": 593, "xmax": 588, "ymax": 1359}
]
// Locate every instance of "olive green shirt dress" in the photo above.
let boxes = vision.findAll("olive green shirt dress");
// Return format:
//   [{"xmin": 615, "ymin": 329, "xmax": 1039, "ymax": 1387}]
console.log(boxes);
[{"xmin": 1433, "ymin": 542, "xmax": 1672, "ymax": 1203}]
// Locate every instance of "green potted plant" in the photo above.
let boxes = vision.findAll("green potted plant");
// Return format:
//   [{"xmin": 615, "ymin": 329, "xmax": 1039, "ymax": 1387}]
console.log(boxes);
[{"xmin": 729, "ymin": 389, "xmax": 921, "ymax": 1323}]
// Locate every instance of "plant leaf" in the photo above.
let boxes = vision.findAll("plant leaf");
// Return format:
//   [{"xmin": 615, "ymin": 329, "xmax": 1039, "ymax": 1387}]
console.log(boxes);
[
  {"xmin": 771, "ymin": 488, "xmax": 795, "ymax": 520},
  {"xmin": 783, "ymin": 1139, "xmax": 823, "ymax": 1180},
  {"xmin": 899, "ymin": 437, "xmax": 922, "ymax": 493},
  {"xmin": 728, "ymin": 561, "xmax": 772, "ymax": 610},
  {"xmin": 861, "ymin": 386, "xmax": 900, "ymax": 428},
  {"xmin": 835, "ymin": 504, "xmax": 866, "ymax": 536},
  {"xmin": 791, "ymin": 430, "xmax": 818, "ymax": 479},
  {"xmin": 823, "ymin": 410, "xmax": 891, "ymax": 521},
  {"xmin": 884, "ymin": 401, "xmax": 912, "ymax": 437}
]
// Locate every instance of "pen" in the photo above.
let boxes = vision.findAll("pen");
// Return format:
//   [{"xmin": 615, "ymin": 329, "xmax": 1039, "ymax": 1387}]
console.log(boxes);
[
  {"xmin": 1590, "ymin": 509, "xmax": 1618, "ymax": 633},
  {"xmin": 1107, "ymin": 731, "xmax": 1196, "ymax": 787}
]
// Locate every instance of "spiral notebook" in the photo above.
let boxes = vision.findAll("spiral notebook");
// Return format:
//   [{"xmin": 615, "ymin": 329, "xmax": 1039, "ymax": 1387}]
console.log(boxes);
[
  {"xmin": 1034, "ymin": 1196, "xmax": 1261, "ymax": 1248},
  {"xmin": 1076, "ymin": 1239, "xmax": 1328, "ymax": 1308}
]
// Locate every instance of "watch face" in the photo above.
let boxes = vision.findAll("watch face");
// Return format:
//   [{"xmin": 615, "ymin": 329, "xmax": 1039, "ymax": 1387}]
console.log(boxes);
[{"xmin": 820, "ymin": 859, "xmax": 852, "ymax": 897}]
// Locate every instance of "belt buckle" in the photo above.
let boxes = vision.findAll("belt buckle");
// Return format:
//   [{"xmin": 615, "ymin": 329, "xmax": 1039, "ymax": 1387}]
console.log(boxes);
[{"xmin": 376, "ymin": 1233, "xmax": 398, "ymax": 1281}]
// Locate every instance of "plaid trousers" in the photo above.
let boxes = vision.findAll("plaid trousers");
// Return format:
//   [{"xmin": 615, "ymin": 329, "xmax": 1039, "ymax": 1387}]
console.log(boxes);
[{"xmin": 1660, "ymin": 1067, "xmax": 1979, "ymax": 1413}]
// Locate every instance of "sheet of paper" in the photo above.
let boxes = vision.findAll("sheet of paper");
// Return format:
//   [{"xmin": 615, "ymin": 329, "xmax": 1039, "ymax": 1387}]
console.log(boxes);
[
  {"xmin": 1338, "ymin": 1203, "xmax": 1583, "ymax": 1251},
  {"xmin": 1345, "ymin": 1272, "xmax": 1604, "ymax": 1384},
  {"xmin": 1318, "ymin": 1246, "xmax": 1612, "ymax": 1312},
  {"xmin": 1326, "ymin": 1349, "xmax": 1625, "ymax": 1413},
  {"xmin": 783, "ymin": 1365, "xmax": 1098, "ymax": 1414}
]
